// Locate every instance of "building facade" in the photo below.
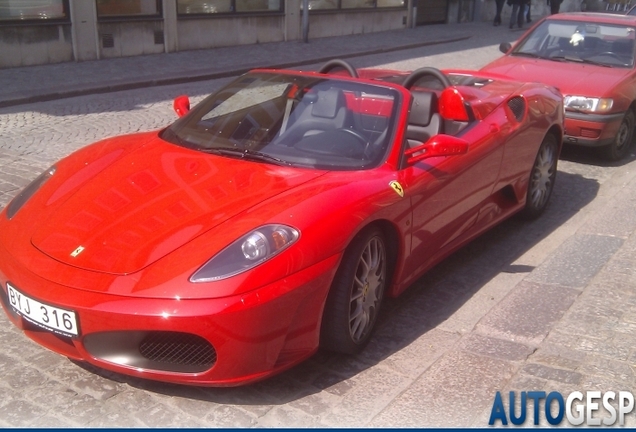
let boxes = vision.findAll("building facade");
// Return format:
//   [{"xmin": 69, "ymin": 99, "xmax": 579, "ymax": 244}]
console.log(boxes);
[{"xmin": 0, "ymin": 0, "xmax": 590, "ymax": 68}]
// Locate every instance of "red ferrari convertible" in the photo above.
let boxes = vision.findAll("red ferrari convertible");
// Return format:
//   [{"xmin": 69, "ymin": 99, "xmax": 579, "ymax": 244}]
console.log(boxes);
[{"xmin": 0, "ymin": 60, "xmax": 563, "ymax": 386}]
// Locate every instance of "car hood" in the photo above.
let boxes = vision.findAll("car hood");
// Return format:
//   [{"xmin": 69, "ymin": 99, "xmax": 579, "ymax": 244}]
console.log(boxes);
[
  {"xmin": 481, "ymin": 56, "xmax": 629, "ymax": 96},
  {"xmin": 31, "ymin": 133, "xmax": 326, "ymax": 275}
]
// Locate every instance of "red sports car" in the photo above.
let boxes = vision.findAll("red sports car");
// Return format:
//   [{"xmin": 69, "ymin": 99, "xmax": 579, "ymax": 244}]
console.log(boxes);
[
  {"xmin": 0, "ymin": 60, "xmax": 563, "ymax": 386},
  {"xmin": 482, "ymin": 12, "xmax": 636, "ymax": 161}
]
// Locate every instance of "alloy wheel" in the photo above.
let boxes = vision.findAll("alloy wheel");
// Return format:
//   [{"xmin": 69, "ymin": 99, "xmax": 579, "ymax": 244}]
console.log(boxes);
[
  {"xmin": 528, "ymin": 139, "xmax": 557, "ymax": 211},
  {"xmin": 348, "ymin": 236, "xmax": 386, "ymax": 343}
]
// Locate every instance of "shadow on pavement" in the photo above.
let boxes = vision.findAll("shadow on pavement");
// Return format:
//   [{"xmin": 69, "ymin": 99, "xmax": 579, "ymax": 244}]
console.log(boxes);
[{"xmin": 560, "ymin": 142, "xmax": 636, "ymax": 168}]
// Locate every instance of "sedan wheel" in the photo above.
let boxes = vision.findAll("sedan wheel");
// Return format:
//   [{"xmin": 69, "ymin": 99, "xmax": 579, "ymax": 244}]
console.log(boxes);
[
  {"xmin": 601, "ymin": 109, "xmax": 634, "ymax": 161},
  {"xmin": 520, "ymin": 134, "xmax": 558, "ymax": 219},
  {"xmin": 320, "ymin": 227, "xmax": 387, "ymax": 354}
]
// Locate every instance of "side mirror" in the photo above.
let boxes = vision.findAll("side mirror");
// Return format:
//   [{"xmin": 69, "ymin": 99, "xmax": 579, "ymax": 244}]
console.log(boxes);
[
  {"xmin": 405, "ymin": 134, "xmax": 469, "ymax": 165},
  {"xmin": 499, "ymin": 42, "xmax": 512, "ymax": 54},
  {"xmin": 173, "ymin": 95, "xmax": 191, "ymax": 117}
]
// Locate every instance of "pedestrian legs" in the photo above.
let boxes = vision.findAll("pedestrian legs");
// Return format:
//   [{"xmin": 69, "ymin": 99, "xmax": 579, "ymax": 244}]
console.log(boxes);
[
  {"xmin": 509, "ymin": 3, "xmax": 520, "ymax": 28},
  {"xmin": 494, "ymin": 0, "xmax": 505, "ymax": 25}
]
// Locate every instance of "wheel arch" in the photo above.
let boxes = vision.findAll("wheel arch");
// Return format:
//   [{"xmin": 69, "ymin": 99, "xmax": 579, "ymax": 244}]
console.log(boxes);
[
  {"xmin": 547, "ymin": 123, "xmax": 564, "ymax": 153},
  {"xmin": 324, "ymin": 218, "xmax": 402, "ymax": 305},
  {"xmin": 369, "ymin": 219, "xmax": 400, "ymax": 292},
  {"xmin": 318, "ymin": 219, "xmax": 399, "ymax": 353}
]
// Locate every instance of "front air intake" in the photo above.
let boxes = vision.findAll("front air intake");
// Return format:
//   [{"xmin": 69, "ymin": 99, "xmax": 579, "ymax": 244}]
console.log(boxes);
[
  {"xmin": 139, "ymin": 332, "xmax": 217, "ymax": 368},
  {"xmin": 84, "ymin": 330, "xmax": 217, "ymax": 373}
]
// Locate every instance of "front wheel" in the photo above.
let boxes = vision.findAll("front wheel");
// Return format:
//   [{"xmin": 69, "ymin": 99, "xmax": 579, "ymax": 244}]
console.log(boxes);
[
  {"xmin": 601, "ymin": 109, "xmax": 634, "ymax": 161},
  {"xmin": 320, "ymin": 226, "xmax": 387, "ymax": 354},
  {"xmin": 519, "ymin": 133, "xmax": 559, "ymax": 220}
]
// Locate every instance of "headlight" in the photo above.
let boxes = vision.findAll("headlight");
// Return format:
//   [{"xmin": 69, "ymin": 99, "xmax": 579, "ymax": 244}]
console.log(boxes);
[
  {"xmin": 190, "ymin": 224, "xmax": 300, "ymax": 282},
  {"xmin": 564, "ymin": 96, "xmax": 613, "ymax": 113},
  {"xmin": 6, "ymin": 166, "xmax": 56, "ymax": 220}
]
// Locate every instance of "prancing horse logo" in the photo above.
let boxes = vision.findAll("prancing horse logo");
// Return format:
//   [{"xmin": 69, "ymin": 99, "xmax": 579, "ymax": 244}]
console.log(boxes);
[
  {"xmin": 389, "ymin": 180, "xmax": 404, "ymax": 198},
  {"xmin": 70, "ymin": 246, "xmax": 85, "ymax": 258}
]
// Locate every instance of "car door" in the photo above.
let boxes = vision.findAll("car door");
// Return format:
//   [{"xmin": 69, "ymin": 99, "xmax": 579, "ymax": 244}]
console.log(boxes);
[{"xmin": 398, "ymin": 121, "xmax": 505, "ymax": 285}]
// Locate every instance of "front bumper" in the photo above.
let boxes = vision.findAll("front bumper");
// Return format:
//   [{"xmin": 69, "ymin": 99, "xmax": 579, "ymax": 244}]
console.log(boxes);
[
  {"xmin": 563, "ymin": 111, "xmax": 625, "ymax": 147},
  {"xmin": 0, "ymin": 241, "xmax": 339, "ymax": 386}
]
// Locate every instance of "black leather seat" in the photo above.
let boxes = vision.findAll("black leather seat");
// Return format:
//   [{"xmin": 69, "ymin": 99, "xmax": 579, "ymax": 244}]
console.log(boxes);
[{"xmin": 405, "ymin": 91, "xmax": 441, "ymax": 148}]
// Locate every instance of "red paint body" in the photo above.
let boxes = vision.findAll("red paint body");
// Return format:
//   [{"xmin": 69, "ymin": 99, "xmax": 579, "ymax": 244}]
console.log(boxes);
[{"xmin": 0, "ymin": 67, "xmax": 563, "ymax": 386}]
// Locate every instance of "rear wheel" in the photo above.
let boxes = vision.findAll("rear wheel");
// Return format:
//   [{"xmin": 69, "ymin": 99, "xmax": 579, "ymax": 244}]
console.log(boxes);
[
  {"xmin": 519, "ymin": 133, "xmax": 558, "ymax": 220},
  {"xmin": 320, "ymin": 226, "xmax": 387, "ymax": 354},
  {"xmin": 601, "ymin": 109, "xmax": 634, "ymax": 161}
]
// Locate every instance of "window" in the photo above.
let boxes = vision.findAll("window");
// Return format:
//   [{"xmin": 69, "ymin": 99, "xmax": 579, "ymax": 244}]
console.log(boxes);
[
  {"xmin": 307, "ymin": 0, "xmax": 337, "ymax": 10},
  {"xmin": 96, "ymin": 0, "xmax": 161, "ymax": 18},
  {"xmin": 0, "ymin": 0, "xmax": 68, "ymax": 22},
  {"xmin": 305, "ymin": 0, "xmax": 404, "ymax": 10},
  {"xmin": 341, "ymin": 0, "xmax": 374, "ymax": 8},
  {"xmin": 377, "ymin": 0, "xmax": 405, "ymax": 6},
  {"xmin": 236, "ymin": 0, "xmax": 281, "ymax": 12},
  {"xmin": 177, "ymin": 0, "xmax": 282, "ymax": 15}
]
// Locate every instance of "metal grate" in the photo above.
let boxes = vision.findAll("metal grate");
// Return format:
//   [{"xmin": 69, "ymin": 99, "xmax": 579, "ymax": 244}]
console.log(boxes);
[
  {"xmin": 507, "ymin": 96, "xmax": 526, "ymax": 122},
  {"xmin": 580, "ymin": 128, "xmax": 601, "ymax": 138},
  {"xmin": 139, "ymin": 332, "xmax": 216, "ymax": 368},
  {"xmin": 154, "ymin": 30, "xmax": 164, "ymax": 45},
  {"xmin": 102, "ymin": 33, "xmax": 114, "ymax": 49}
]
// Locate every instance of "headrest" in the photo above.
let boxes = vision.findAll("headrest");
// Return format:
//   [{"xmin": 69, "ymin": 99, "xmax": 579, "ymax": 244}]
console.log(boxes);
[
  {"xmin": 312, "ymin": 88, "xmax": 343, "ymax": 119},
  {"xmin": 409, "ymin": 91, "xmax": 438, "ymax": 127}
]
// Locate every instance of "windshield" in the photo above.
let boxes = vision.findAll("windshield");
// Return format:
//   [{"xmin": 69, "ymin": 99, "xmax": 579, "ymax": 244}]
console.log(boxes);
[
  {"xmin": 512, "ymin": 19, "xmax": 636, "ymax": 68},
  {"xmin": 161, "ymin": 72, "xmax": 400, "ymax": 170}
]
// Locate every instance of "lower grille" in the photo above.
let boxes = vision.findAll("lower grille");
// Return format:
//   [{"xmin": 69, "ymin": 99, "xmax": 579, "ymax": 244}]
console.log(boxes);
[
  {"xmin": 139, "ymin": 332, "xmax": 216, "ymax": 368},
  {"xmin": 580, "ymin": 128, "xmax": 601, "ymax": 139},
  {"xmin": 84, "ymin": 330, "xmax": 217, "ymax": 374}
]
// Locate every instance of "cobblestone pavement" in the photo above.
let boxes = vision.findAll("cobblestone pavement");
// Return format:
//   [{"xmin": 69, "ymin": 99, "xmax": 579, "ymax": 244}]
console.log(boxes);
[{"xmin": 1, "ymin": 20, "xmax": 636, "ymax": 427}]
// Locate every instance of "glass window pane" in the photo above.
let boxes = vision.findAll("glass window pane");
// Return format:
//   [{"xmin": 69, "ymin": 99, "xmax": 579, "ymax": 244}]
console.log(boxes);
[
  {"xmin": 96, "ymin": 0, "xmax": 160, "ymax": 17},
  {"xmin": 341, "ymin": 0, "xmax": 375, "ymax": 8},
  {"xmin": 177, "ymin": 0, "xmax": 232, "ymax": 14},
  {"xmin": 0, "ymin": 0, "xmax": 66, "ymax": 21},
  {"xmin": 305, "ymin": 0, "xmax": 338, "ymax": 10},
  {"xmin": 236, "ymin": 0, "xmax": 281, "ymax": 12},
  {"xmin": 377, "ymin": 0, "xmax": 404, "ymax": 6}
]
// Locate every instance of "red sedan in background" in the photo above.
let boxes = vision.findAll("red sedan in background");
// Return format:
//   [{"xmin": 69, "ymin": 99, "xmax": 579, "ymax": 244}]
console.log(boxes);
[
  {"xmin": 482, "ymin": 13, "xmax": 636, "ymax": 161},
  {"xmin": 0, "ymin": 60, "xmax": 563, "ymax": 386}
]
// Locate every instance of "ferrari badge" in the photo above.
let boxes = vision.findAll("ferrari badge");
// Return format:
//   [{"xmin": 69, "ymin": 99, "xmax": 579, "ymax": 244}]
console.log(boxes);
[
  {"xmin": 389, "ymin": 181, "xmax": 404, "ymax": 198},
  {"xmin": 70, "ymin": 246, "xmax": 85, "ymax": 258}
]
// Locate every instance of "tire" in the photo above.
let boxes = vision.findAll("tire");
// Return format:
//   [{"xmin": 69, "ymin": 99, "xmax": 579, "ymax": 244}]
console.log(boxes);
[
  {"xmin": 519, "ymin": 133, "xmax": 559, "ymax": 220},
  {"xmin": 320, "ymin": 226, "xmax": 387, "ymax": 354},
  {"xmin": 601, "ymin": 109, "xmax": 634, "ymax": 161}
]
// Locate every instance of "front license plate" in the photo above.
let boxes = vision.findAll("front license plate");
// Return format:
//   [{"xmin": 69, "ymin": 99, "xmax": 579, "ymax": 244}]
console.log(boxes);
[{"xmin": 7, "ymin": 283, "xmax": 79, "ymax": 337}]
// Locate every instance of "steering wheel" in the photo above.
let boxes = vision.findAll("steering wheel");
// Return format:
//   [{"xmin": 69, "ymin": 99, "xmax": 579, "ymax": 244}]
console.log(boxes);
[
  {"xmin": 339, "ymin": 128, "xmax": 373, "ymax": 160},
  {"xmin": 318, "ymin": 59, "xmax": 359, "ymax": 78},
  {"xmin": 339, "ymin": 128, "xmax": 367, "ymax": 143},
  {"xmin": 402, "ymin": 67, "xmax": 451, "ymax": 90}
]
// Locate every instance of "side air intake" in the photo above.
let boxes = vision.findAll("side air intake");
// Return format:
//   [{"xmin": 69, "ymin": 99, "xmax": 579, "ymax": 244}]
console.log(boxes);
[{"xmin": 507, "ymin": 96, "xmax": 526, "ymax": 122}]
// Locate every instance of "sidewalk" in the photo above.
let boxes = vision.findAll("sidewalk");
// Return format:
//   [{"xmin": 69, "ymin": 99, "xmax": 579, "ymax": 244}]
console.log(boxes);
[{"xmin": 0, "ymin": 20, "xmax": 511, "ymax": 108}]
